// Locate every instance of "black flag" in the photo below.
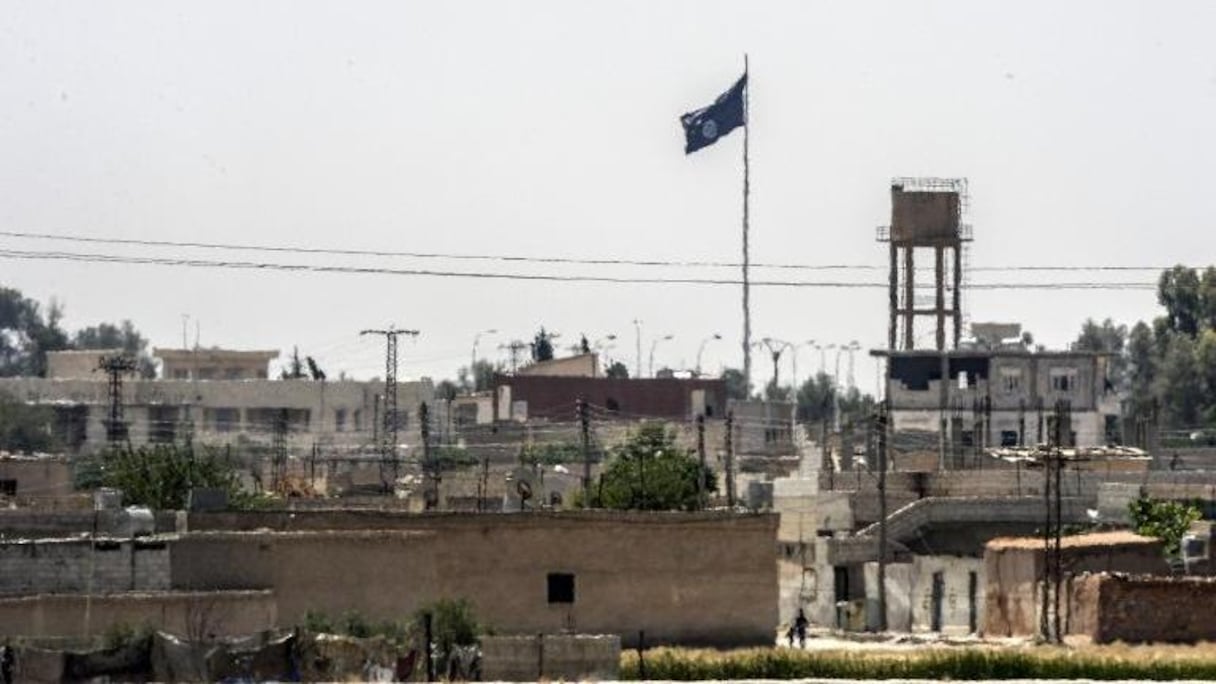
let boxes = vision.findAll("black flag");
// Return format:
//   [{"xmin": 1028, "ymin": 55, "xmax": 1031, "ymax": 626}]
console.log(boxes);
[{"xmin": 680, "ymin": 74, "xmax": 747, "ymax": 154}]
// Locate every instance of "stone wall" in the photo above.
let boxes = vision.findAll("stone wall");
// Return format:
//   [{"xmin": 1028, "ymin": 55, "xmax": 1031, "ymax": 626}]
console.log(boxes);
[
  {"xmin": 176, "ymin": 511, "xmax": 778, "ymax": 647},
  {"xmin": 0, "ymin": 537, "xmax": 170, "ymax": 595},
  {"xmin": 480, "ymin": 634, "xmax": 619, "ymax": 681},
  {"xmin": 0, "ymin": 590, "xmax": 276, "ymax": 639},
  {"xmin": 982, "ymin": 533, "xmax": 1169, "ymax": 637},
  {"xmin": 1071, "ymin": 573, "xmax": 1216, "ymax": 643}
]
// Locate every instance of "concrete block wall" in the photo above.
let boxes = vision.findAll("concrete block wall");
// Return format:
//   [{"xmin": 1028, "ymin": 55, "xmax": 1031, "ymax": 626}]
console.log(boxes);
[
  {"xmin": 1071, "ymin": 573, "xmax": 1216, "ymax": 643},
  {"xmin": 481, "ymin": 634, "xmax": 619, "ymax": 681},
  {"xmin": 0, "ymin": 590, "xmax": 277, "ymax": 639},
  {"xmin": 0, "ymin": 538, "xmax": 170, "ymax": 595}
]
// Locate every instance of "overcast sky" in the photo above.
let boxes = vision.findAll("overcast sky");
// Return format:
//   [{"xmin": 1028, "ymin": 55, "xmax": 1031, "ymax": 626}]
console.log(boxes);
[{"xmin": 2, "ymin": 1, "xmax": 1214, "ymax": 392}]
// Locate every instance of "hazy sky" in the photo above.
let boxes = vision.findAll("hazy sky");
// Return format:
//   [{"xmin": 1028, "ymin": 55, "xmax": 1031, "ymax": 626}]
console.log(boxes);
[{"xmin": 2, "ymin": 1, "xmax": 1214, "ymax": 392}]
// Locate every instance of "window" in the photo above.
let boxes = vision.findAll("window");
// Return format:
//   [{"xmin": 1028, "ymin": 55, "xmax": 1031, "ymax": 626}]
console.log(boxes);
[
  {"xmin": 1050, "ymin": 368, "xmax": 1077, "ymax": 393},
  {"xmin": 353, "ymin": 409, "xmax": 363, "ymax": 432},
  {"xmin": 1000, "ymin": 368, "xmax": 1022, "ymax": 393},
  {"xmin": 148, "ymin": 406, "xmax": 179, "ymax": 443},
  {"xmin": 0, "ymin": 479, "xmax": 16, "ymax": 496},
  {"xmin": 171, "ymin": 369, "xmax": 190, "ymax": 380},
  {"xmin": 547, "ymin": 573, "xmax": 575, "ymax": 604},
  {"xmin": 208, "ymin": 407, "xmax": 240, "ymax": 433},
  {"xmin": 1000, "ymin": 430, "xmax": 1019, "ymax": 447},
  {"xmin": 334, "ymin": 408, "xmax": 347, "ymax": 433}
]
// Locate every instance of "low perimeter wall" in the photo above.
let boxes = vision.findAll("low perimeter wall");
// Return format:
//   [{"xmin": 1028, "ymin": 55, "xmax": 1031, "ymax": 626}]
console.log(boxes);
[
  {"xmin": 1071, "ymin": 573, "xmax": 1216, "ymax": 643},
  {"xmin": 481, "ymin": 634, "xmax": 620, "ymax": 681},
  {"xmin": 0, "ymin": 590, "xmax": 277, "ymax": 640}
]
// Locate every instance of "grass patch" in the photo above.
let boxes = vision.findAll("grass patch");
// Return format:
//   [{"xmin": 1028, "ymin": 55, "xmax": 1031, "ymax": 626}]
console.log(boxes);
[{"xmin": 621, "ymin": 645, "xmax": 1216, "ymax": 680}]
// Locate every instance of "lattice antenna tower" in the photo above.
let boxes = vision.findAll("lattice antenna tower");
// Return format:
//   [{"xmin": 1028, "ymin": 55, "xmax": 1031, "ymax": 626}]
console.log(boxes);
[
  {"xmin": 97, "ymin": 354, "xmax": 138, "ymax": 445},
  {"xmin": 361, "ymin": 326, "xmax": 420, "ymax": 490}
]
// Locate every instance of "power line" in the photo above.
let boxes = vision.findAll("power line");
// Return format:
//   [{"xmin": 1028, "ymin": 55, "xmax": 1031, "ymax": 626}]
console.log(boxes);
[
  {"xmin": 0, "ymin": 229, "xmax": 1183, "ymax": 273},
  {"xmin": 0, "ymin": 247, "xmax": 1160, "ymax": 290},
  {"xmin": 0, "ymin": 229, "xmax": 874, "ymax": 271}
]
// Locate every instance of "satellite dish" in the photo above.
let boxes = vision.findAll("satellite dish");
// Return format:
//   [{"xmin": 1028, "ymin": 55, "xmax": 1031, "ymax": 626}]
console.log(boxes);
[{"xmin": 509, "ymin": 467, "xmax": 537, "ymax": 511}]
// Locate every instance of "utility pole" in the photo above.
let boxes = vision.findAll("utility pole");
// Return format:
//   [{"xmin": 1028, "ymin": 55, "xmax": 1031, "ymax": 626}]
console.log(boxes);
[
  {"xmin": 876, "ymin": 401, "xmax": 889, "ymax": 632},
  {"xmin": 578, "ymin": 398, "xmax": 592, "ymax": 507},
  {"xmin": 1041, "ymin": 399, "xmax": 1070, "ymax": 643},
  {"xmin": 271, "ymin": 408, "xmax": 288, "ymax": 493},
  {"xmin": 361, "ymin": 327, "xmax": 420, "ymax": 492},
  {"xmin": 500, "ymin": 340, "xmax": 528, "ymax": 372},
  {"xmin": 696, "ymin": 414, "xmax": 707, "ymax": 510},
  {"xmin": 98, "ymin": 354, "xmax": 137, "ymax": 446},
  {"xmin": 420, "ymin": 401, "xmax": 438, "ymax": 510},
  {"xmin": 725, "ymin": 411, "xmax": 735, "ymax": 509}
]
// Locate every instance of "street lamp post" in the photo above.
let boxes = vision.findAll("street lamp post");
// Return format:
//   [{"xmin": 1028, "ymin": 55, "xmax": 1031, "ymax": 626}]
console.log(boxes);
[
  {"xmin": 789, "ymin": 339, "xmax": 816, "ymax": 393},
  {"xmin": 755, "ymin": 337, "xmax": 792, "ymax": 398},
  {"xmin": 845, "ymin": 340, "xmax": 861, "ymax": 391},
  {"xmin": 633, "ymin": 319, "xmax": 643, "ymax": 379},
  {"xmin": 696, "ymin": 333, "xmax": 722, "ymax": 377},
  {"xmin": 648, "ymin": 334, "xmax": 674, "ymax": 377},
  {"xmin": 471, "ymin": 329, "xmax": 498, "ymax": 391},
  {"xmin": 593, "ymin": 334, "xmax": 617, "ymax": 374}
]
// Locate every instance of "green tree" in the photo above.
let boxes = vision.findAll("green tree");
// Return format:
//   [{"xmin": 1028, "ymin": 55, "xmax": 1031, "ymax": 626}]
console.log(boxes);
[
  {"xmin": 1074, "ymin": 318, "xmax": 1128, "ymax": 390},
  {"xmin": 281, "ymin": 346, "xmax": 306, "ymax": 379},
  {"xmin": 839, "ymin": 386, "xmax": 877, "ymax": 428},
  {"xmin": 0, "ymin": 287, "xmax": 70, "ymax": 377},
  {"xmin": 1201, "ymin": 266, "xmax": 1216, "ymax": 332},
  {"xmin": 0, "ymin": 391, "xmax": 59, "ymax": 453},
  {"xmin": 604, "ymin": 361, "xmax": 629, "ymax": 379},
  {"xmin": 94, "ymin": 442, "xmax": 251, "ymax": 510},
  {"xmin": 1198, "ymin": 329, "xmax": 1216, "ymax": 423},
  {"xmin": 1157, "ymin": 333, "xmax": 1203, "ymax": 428},
  {"xmin": 1126, "ymin": 321, "xmax": 1157, "ymax": 420},
  {"xmin": 72, "ymin": 320, "xmax": 155, "ymax": 378},
  {"xmin": 1158, "ymin": 265, "xmax": 1202, "ymax": 336},
  {"xmin": 721, "ymin": 367, "xmax": 750, "ymax": 401},
  {"xmin": 764, "ymin": 379, "xmax": 790, "ymax": 401},
  {"xmin": 1128, "ymin": 497, "xmax": 1202, "ymax": 559},
  {"xmin": 590, "ymin": 422, "xmax": 714, "ymax": 510},
  {"xmin": 796, "ymin": 372, "xmax": 836, "ymax": 424},
  {"xmin": 530, "ymin": 327, "xmax": 555, "ymax": 363},
  {"xmin": 457, "ymin": 359, "xmax": 499, "ymax": 393},
  {"xmin": 415, "ymin": 598, "xmax": 481, "ymax": 677},
  {"xmin": 435, "ymin": 379, "xmax": 459, "ymax": 402}
]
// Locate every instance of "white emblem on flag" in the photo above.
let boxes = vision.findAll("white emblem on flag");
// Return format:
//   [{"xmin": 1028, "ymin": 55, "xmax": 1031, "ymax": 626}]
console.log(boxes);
[{"xmin": 701, "ymin": 119, "xmax": 719, "ymax": 140}]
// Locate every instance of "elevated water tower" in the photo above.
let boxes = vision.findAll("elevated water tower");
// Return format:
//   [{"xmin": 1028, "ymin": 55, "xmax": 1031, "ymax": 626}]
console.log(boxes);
[{"xmin": 876, "ymin": 178, "xmax": 972, "ymax": 351}]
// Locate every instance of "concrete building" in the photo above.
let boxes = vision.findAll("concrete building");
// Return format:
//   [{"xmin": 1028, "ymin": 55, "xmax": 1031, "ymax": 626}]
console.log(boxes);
[
  {"xmin": 515, "ymin": 353, "xmax": 599, "ymax": 378},
  {"xmin": 876, "ymin": 342, "xmax": 1122, "ymax": 464},
  {"xmin": 493, "ymin": 375, "xmax": 726, "ymax": 422},
  {"xmin": 983, "ymin": 531, "xmax": 1169, "ymax": 637},
  {"xmin": 153, "ymin": 347, "xmax": 279, "ymax": 380},
  {"xmin": 0, "ymin": 511, "xmax": 779, "ymax": 647},
  {"xmin": 0, "ymin": 350, "xmax": 434, "ymax": 455}
]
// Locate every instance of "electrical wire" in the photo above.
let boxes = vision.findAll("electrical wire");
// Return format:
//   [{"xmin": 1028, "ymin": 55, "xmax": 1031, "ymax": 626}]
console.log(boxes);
[
  {"xmin": 0, "ymin": 229, "xmax": 1183, "ymax": 273},
  {"xmin": 0, "ymin": 247, "xmax": 1160, "ymax": 290}
]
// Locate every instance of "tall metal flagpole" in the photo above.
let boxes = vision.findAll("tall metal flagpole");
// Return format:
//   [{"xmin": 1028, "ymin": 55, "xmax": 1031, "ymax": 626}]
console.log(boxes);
[{"xmin": 741, "ymin": 53, "xmax": 752, "ymax": 395}]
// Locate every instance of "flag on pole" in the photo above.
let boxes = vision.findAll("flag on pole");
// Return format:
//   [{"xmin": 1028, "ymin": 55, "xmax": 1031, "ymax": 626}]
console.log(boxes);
[{"xmin": 679, "ymin": 74, "xmax": 747, "ymax": 154}]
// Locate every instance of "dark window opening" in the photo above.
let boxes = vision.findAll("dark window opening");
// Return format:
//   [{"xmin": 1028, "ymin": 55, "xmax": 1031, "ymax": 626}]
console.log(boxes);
[
  {"xmin": 0, "ymin": 479, "xmax": 16, "ymax": 496},
  {"xmin": 605, "ymin": 398, "xmax": 620, "ymax": 412},
  {"xmin": 1000, "ymin": 430, "xmax": 1019, "ymax": 447},
  {"xmin": 547, "ymin": 572, "xmax": 575, "ymax": 603}
]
